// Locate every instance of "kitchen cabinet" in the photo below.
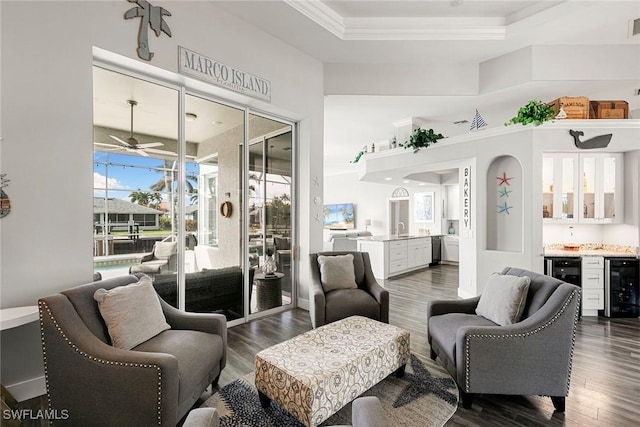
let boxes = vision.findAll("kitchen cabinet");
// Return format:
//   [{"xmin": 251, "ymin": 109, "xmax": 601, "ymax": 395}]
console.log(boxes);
[
  {"xmin": 358, "ymin": 237, "xmax": 431, "ymax": 279},
  {"xmin": 542, "ymin": 153, "xmax": 622, "ymax": 223},
  {"xmin": 442, "ymin": 235, "xmax": 459, "ymax": 263},
  {"xmin": 579, "ymin": 153, "xmax": 622, "ymax": 223},
  {"xmin": 582, "ymin": 256, "xmax": 604, "ymax": 316},
  {"xmin": 444, "ymin": 185, "xmax": 460, "ymax": 220},
  {"xmin": 542, "ymin": 154, "xmax": 579, "ymax": 221}
]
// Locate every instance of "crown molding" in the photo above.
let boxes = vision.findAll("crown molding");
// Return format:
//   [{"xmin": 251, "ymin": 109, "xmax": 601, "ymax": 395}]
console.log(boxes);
[{"xmin": 284, "ymin": 0, "xmax": 506, "ymax": 41}]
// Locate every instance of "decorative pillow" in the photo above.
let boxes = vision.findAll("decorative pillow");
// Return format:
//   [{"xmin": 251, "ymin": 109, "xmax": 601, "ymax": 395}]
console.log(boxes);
[
  {"xmin": 94, "ymin": 276, "xmax": 170, "ymax": 350},
  {"xmin": 317, "ymin": 254, "xmax": 358, "ymax": 292},
  {"xmin": 153, "ymin": 242, "xmax": 177, "ymax": 260},
  {"xmin": 475, "ymin": 273, "xmax": 531, "ymax": 326}
]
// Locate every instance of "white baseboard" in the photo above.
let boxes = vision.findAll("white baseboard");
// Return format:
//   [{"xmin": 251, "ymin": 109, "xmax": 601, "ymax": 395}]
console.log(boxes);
[
  {"xmin": 458, "ymin": 288, "xmax": 475, "ymax": 299},
  {"xmin": 297, "ymin": 298, "xmax": 309, "ymax": 311},
  {"xmin": 5, "ymin": 376, "xmax": 46, "ymax": 402}
]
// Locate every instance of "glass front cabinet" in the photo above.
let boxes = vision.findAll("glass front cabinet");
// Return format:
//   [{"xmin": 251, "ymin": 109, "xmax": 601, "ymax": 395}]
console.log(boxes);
[{"xmin": 543, "ymin": 153, "xmax": 623, "ymax": 224}]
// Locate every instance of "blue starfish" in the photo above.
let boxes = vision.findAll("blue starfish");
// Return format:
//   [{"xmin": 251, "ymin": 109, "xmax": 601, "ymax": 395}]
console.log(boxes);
[
  {"xmin": 498, "ymin": 201, "xmax": 513, "ymax": 214},
  {"xmin": 392, "ymin": 354, "xmax": 457, "ymax": 408},
  {"xmin": 498, "ymin": 187, "xmax": 512, "ymax": 198}
]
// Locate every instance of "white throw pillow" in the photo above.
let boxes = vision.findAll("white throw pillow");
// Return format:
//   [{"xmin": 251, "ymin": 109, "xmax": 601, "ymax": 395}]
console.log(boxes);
[
  {"xmin": 94, "ymin": 276, "xmax": 170, "ymax": 350},
  {"xmin": 154, "ymin": 242, "xmax": 177, "ymax": 260},
  {"xmin": 475, "ymin": 273, "xmax": 531, "ymax": 326},
  {"xmin": 317, "ymin": 254, "xmax": 358, "ymax": 292}
]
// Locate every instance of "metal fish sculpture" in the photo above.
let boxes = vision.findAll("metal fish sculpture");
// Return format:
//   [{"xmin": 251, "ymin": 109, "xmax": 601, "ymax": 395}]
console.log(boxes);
[{"xmin": 569, "ymin": 129, "xmax": 612, "ymax": 149}]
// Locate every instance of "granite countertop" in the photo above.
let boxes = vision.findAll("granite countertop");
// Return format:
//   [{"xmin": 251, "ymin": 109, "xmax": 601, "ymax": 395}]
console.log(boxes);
[
  {"xmin": 544, "ymin": 243, "xmax": 638, "ymax": 258},
  {"xmin": 359, "ymin": 234, "xmax": 432, "ymax": 242}
]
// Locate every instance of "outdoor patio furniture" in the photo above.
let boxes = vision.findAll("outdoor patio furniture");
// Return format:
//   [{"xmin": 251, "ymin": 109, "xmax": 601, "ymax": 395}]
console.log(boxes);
[{"xmin": 129, "ymin": 241, "xmax": 177, "ymax": 276}]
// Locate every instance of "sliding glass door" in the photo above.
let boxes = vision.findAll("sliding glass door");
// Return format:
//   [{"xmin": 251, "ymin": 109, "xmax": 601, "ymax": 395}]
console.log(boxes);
[
  {"xmin": 248, "ymin": 114, "xmax": 293, "ymax": 314},
  {"xmin": 92, "ymin": 66, "xmax": 295, "ymax": 323}
]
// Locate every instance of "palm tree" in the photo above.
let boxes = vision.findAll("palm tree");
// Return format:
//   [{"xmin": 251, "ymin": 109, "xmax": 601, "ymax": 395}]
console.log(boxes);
[{"xmin": 129, "ymin": 189, "xmax": 151, "ymax": 206}]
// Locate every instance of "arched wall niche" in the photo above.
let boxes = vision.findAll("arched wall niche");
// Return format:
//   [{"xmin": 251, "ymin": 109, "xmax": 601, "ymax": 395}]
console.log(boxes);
[{"xmin": 486, "ymin": 155, "xmax": 523, "ymax": 252}]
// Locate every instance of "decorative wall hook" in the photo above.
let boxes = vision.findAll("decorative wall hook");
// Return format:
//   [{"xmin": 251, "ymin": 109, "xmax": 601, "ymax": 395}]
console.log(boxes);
[{"xmin": 569, "ymin": 129, "xmax": 612, "ymax": 149}]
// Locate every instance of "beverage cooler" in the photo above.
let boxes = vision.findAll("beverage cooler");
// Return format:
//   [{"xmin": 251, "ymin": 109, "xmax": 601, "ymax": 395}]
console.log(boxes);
[{"xmin": 604, "ymin": 258, "xmax": 639, "ymax": 318}]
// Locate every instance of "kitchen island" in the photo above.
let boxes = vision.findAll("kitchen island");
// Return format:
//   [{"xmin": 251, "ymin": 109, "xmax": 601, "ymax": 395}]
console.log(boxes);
[{"xmin": 357, "ymin": 235, "xmax": 432, "ymax": 280}]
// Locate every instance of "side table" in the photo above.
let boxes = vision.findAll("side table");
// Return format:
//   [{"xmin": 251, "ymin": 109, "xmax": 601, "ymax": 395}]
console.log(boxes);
[{"xmin": 254, "ymin": 272, "xmax": 283, "ymax": 311}]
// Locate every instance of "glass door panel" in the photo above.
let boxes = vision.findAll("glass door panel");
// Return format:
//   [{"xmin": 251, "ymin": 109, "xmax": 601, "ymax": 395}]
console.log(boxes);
[
  {"xmin": 184, "ymin": 94, "xmax": 246, "ymax": 320},
  {"xmin": 602, "ymin": 156, "xmax": 616, "ymax": 219},
  {"xmin": 561, "ymin": 157, "xmax": 575, "ymax": 219},
  {"xmin": 92, "ymin": 67, "xmax": 179, "ymax": 304},
  {"xmin": 582, "ymin": 157, "xmax": 596, "ymax": 220},
  {"xmin": 542, "ymin": 157, "xmax": 554, "ymax": 218},
  {"xmin": 248, "ymin": 114, "xmax": 293, "ymax": 314}
]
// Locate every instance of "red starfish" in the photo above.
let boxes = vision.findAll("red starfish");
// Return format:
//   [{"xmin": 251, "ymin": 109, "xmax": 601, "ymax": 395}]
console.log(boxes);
[{"xmin": 496, "ymin": 172, "xmax": 513, "ymax": 186}]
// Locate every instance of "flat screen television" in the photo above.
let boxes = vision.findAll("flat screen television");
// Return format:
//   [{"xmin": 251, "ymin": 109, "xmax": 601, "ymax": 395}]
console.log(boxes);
[{"xmin": 323, "ymin": 203, "xmax": 355, "ymax": 229}]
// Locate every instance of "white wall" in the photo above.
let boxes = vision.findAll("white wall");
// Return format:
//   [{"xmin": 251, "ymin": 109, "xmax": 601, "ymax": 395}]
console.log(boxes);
[
  {"xmin": 323, "ymin": 171, "xmax": 444, "ymax": 238},
  {"xmin": 1, "ymin": 0, "xmax": 323, "ymax": 399}
]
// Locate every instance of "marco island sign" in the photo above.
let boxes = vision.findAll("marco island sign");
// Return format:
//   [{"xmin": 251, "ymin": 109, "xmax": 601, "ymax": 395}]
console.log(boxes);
[{"xmin": 179, "ymin": 47, "xmax": 271, "ymax": 102}]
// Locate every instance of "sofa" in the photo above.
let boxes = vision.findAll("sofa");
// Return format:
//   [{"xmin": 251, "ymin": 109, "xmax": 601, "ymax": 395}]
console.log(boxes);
[
  {"xmin": 38, "ymin": 274, "xmax": 227, "ymax": 426},
  {"xmin": 426, "ymin": 267, "xmax": 581, "ymax": 411},
  {"xmin": 153, "ymin": 266, "xmax": 253, "ymax": 320}
]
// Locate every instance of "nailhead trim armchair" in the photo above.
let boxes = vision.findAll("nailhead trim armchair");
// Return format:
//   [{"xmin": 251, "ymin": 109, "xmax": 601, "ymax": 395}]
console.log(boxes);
[
  {"xmin": 426, "ymin": 267, "xmax": 580, "ymax": 411},
  {"xmin": 38, "ymin": 274, "xmax": 227, "ymax": 426}
]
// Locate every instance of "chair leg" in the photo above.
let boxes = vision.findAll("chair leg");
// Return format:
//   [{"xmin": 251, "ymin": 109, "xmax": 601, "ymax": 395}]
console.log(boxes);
[
  {"xmin": 429, "ymin": 348, "xmax": 437, "ymax": 360},
  {"xmin": 551, "ymin": 396, "xmax": 565, "ymax": 412},
  {"xmin": 212, "ymin": 373, "xmax": 220, "ymax": 387},
  {"xmin": 459, "ymin": 390, "xmax": 474, "ymax": 409}
]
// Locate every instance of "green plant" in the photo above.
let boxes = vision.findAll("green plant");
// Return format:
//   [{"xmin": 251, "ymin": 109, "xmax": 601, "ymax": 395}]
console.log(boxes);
[
  {"xmin": 505, "ymin": 100, "xmax": 556, "ymax": 126},
  {"xmin": 351, "ymin": 150, "xmax": 366, "ymax": 164},
  {"xmin": 400, "ymin": 128, "xmax": 444, "ymax": 153}
]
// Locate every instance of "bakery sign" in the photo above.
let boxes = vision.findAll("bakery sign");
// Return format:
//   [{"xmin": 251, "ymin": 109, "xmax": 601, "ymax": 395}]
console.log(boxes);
[
  {"xmin": 179, "ymin": 47, "xmax": 271, "ymax": 102},
  {"xmin": 462, "ymin": 165, "xmax": 471, "ymax": 230}
]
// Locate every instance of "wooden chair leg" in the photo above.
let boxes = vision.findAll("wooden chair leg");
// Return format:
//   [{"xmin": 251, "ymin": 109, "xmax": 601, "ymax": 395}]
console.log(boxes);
[
  {"xmin": 551, "ymin": 396, "xmax": 565, "ymax": 412},
  {"xmin": 429, "ymin": 348, "xmax": 437, "ymax": 360},
  {"xmin": 459, "ymin": 389, "xmax": 474, "ymax": 409}
]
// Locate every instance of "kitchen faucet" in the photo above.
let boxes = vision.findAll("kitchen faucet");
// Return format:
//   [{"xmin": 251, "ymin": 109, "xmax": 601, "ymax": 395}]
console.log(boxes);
[{"xmin": 397, "ymin": 222, "xmax": 405, "ymax": 235}]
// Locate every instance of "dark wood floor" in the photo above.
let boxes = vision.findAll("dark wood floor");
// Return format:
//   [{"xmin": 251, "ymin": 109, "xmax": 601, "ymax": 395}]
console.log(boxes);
[{"xmin": 220, "ymin": 264, "xmax": 640, "ymax": 426}]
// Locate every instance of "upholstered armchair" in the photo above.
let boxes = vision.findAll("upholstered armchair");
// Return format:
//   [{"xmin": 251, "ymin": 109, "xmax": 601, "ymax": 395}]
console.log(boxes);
[
  {"xmin": 38, "ymin": 274, "xmax": 227, "ymax": 426},
  {"xmin": 130, "ymin": 240, "xmax": 178, "ymax": 276},
  {"xmin": 426, "ymin": 267, "xmax": 581, "ymax": 411},
  {"xmin": 309, "ymin": 251, "xmax": 389, "ymax": 329}
]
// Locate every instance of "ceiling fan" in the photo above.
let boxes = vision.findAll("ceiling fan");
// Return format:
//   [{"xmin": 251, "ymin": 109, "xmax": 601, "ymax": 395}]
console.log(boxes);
[{"xmin": 94, "ymin": 100, "xmax": 176, "ymax": 157}]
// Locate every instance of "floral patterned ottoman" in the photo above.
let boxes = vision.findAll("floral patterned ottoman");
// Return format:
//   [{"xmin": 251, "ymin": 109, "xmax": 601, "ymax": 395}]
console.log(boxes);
[{"xmin": 255, "ymin": 316, "xmax": 410, "ymax": 427}]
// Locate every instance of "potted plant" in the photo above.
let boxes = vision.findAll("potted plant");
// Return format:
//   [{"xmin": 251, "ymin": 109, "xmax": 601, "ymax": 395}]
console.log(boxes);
[
  {"xmin": 400, "ymin": 128, "xmax": 444, "ymax": 153},
  {"xmin": 504, "ymin": 100, "xmax": 556, "ymax": 126}
]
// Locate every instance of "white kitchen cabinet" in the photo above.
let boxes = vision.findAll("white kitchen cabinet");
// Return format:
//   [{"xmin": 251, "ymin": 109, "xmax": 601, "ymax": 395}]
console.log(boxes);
[
  {"xmin": 444, "ymin": 185, "xmax": 460, "ymax": 220},
  {"xmin": 542, "ymin": 154, "xmax": 579, "ymax": 222},
  {"xmin": 408, "ymin": 237, "xmax": 432, "ymax": 268},
  {"xmin": 442, "ymin": 235, "xmax": 459, "ymax": 263},
  {"xmin": 542, "ymin": 152, "xmax": 623, "ymax": 224},
  {"xmin": 579, "ymin": 153, "xmax": 623, "ymax": 223},
  {"xmin": 358, "ymin": 237, "xmax": 431, "ymax": 280},
  {"xmin": 581, "ymin": 256, "xmax": 604, "ymax": 316}
]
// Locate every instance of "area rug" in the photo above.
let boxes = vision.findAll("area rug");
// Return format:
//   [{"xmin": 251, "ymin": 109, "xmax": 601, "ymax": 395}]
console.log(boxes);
[{"xmin": 200, "ymin": 353, "xmax": 458, "ymax": 427}]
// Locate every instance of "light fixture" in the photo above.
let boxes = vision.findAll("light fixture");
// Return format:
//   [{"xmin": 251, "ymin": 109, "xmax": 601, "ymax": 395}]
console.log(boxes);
[
  {"xmin": 450, "ymin": 0, "xmax": 464, "ymax": 7},
  {"xmin": 364, "ymin": 219, "xmax": 372, "ymax": 231},
  {"xmin": 384, "ymin": 177, "xmax": 392, "ymax": 181},
  {"xmin": 213, "ymin": 120, "xmax": 223, "ymax": 125},
  {"xmin": 403, "ymin": 180, "xmax": 410, "ymax": 184},
  {"xmin": 185, "ymin": 112, "xmax": 198, "ymax": 122}
]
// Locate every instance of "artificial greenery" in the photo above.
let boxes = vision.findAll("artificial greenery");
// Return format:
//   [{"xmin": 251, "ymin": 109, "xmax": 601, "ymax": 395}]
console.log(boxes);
[
  {"xmin": 504, "ymin": 100, "xmax": 556, "ymax": 126},
  {"xmin": 351, "ymin": 150, "xmax": 366, "ymax": 164},
  {"xmin": 400, "ymin": 128, "xmax": 444, "ymax": 153}
]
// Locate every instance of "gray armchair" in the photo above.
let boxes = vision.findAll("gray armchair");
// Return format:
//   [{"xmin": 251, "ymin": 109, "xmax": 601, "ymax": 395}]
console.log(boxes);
[
  {"xmin": 38, "ymin": 274, "xmax": 227, "ymax": 426},
  {"xmin": 426, "ymin": 267, "xmax": 580, "ymax": 411},
  {"xmin": 309, "ymin": 251, "xmax": 389, "ymax": 329}
]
